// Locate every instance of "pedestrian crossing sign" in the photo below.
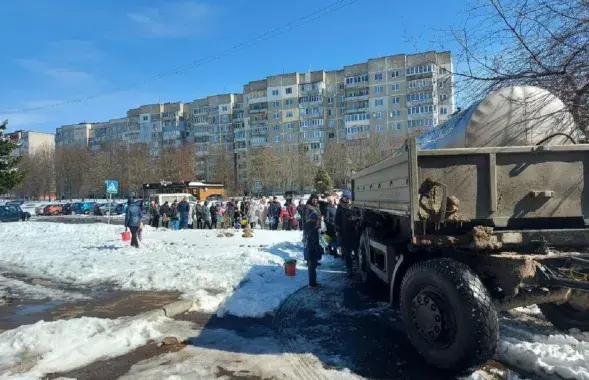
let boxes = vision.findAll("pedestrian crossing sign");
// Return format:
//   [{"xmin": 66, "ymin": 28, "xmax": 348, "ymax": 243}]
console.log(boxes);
[{"xmin": 105, "ymin": 180, "xmax": 119, "ymax": 194}]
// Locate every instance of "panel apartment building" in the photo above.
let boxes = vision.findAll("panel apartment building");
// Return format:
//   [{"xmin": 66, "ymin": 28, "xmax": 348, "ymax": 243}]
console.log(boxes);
[
  {"xmin": 7, "ymin": 130, "xmax": 55, "ymax": 156},
  {"xmin": 53, "ymin": 51, "xmax": 454, "ymax": 190}
]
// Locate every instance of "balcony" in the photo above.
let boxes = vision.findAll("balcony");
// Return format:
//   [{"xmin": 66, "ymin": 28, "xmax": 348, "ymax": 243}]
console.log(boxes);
[
  {"xmin": 345, "ymin": 102, "xmax": 369, "ymax": 113},
  {"xmin": 248, "ymin": 106, "xmax": 268, "ymax": 114},
  {"xmin": 300, "ymin": 111, "xmax": 323, "ymax": 119},
  {"xmin": 345, "ymin": 92, "xmax": 369, "ymax": 101}
]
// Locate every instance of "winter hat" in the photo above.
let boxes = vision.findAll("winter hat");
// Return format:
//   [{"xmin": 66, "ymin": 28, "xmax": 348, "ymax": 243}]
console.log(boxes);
[
  {"xmin": 310, "ymin": 193, "xmax": 319, "ymax": 200},
  {"xmin": 342, "ymin": 190, "xmax": 352, "ymax": 200}
]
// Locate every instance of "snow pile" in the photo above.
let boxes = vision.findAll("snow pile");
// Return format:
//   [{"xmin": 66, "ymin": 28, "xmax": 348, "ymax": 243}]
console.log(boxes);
[
  {"xmin": 0, "ymin": 275, "xmax": 89, "ymax": 306},
  {"xmin": 0, "ymin": 316, "xmax": 174, "ymax": 379},
  {"xmin": 0, "ymin": 223, "xmax": 307, "ymax": 318},
  {"xmin": 496, "ymin": 307, "xmax": 589, "ymax": 379}
]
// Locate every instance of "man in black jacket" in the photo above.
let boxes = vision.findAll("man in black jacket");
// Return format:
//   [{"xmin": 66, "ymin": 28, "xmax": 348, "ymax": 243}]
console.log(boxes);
[
  {"xmin": 335, "ymin": 190, "xmax": 355, "ymax": 277},
  {"xmin": 268, "ymin": 197, "xmax": 281, "ymax": 231}
]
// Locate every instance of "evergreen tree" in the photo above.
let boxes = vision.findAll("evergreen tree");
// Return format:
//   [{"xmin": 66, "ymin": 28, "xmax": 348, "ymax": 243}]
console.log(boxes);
[
  {"xmin": 314, "ymin": 166, "xmax": 333, "ymax": 195},
  {"xmin": 0, "ymin": 120, "xmax": 25, "ymax": 194}
]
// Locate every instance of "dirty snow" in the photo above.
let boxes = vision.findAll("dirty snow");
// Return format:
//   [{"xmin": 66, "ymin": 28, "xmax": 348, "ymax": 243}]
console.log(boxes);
[
  {"xmin": 0, "ymin": 316, "xmax": 182, "ymax": 379},
  {"xmin": 0, "ymin": 222, "xmax": 307, "ymax": 318},
  {"xmin": 119, "ymin": 327, "xmax": 363, "ymax": 380}
]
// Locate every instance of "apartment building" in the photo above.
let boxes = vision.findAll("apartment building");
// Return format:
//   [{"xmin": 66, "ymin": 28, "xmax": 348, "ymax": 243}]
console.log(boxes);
[
  {"xmin": 52, "ymin": 51, "xmax": 454, "ymax": 190},
  {"xmin": 55, "ymin": 123, "xmax": 94, "ymax": 147},
  {"xmin": 7, "ymin": 130, "xmax": 55, "ymax": 156}
]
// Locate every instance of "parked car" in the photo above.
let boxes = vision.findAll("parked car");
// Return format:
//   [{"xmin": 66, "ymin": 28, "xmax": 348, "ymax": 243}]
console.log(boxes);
[
  {"xmin": 20, "ymin": 202, "xmax": 43, "ymax": 216},
  {"xmin": 75, "ymin": 202, "xmax": 96, "ymax": 215},
  {"xmin": 93, "ymin": 203, "xmax": 110, "ymax": 215},
  {"xmin": 115, "ymin": 199, "xmax": 144, "ymax": 215},
  {"xmin": 35, "ymin": 204, "xmax": 49, "ymax": 216},
  {"xmin": 0, "ymin": 205, "xmax": 23, "ymax": 222},
  {"xmin": 43, "ymin": 204, "xmax": 63, "ymax": 216},
  {"xmin": 99, "ymin": 203, "xmax": 119, "ymax": 216},
  {"xmin": 62, "ymin": 203, "xmax": 75, "ymax": 215}
]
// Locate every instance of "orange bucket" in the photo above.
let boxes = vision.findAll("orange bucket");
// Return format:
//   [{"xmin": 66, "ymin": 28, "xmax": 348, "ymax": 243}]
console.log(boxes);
[
  {"xmin": 284, "ymin": 259, "xmax": 297, "ymax": 276},
  {"xmin": 121, "ymin": 231, "xmax": 131, "ymax": 242}
]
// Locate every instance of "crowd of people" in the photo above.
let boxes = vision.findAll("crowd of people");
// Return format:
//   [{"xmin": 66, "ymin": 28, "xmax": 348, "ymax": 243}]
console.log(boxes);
[{"xmin": 123, "ymin": 191, "xmax": 357, "ymax": 289}]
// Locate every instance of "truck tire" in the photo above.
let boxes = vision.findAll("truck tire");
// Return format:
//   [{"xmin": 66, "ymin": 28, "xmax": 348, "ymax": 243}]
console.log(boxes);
[
  {"xmin": 539, "ymin": 300, "xmax": 589, "ymax": 331},
  {"xmin": 358, "ymin": 227, "xmax": 378, "ymax": 285},
  {"xmin": 399, "ymin": 258, "xmax": 499, "ymax": 373}
]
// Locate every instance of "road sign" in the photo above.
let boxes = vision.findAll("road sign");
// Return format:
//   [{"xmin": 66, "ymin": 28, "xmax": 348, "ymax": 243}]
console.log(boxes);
[{"xmin": 105, "ymin": 180, "xmax": 119, "ymax": 194}]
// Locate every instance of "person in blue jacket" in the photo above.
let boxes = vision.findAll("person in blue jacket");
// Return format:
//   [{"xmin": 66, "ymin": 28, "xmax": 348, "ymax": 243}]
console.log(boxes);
[
  {"xmin": 178, "ymin": 196, "xmax": 190, "ymax": 230},
  {"xmin": 125, "ymin": 198, "xmax": 143, "ymax": 248}
]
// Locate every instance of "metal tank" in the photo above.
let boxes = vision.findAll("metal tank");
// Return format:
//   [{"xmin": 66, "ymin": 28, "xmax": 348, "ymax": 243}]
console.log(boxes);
[{"xmin": 416, "ymin": 86, "xmax": 577, "ymax": 150}]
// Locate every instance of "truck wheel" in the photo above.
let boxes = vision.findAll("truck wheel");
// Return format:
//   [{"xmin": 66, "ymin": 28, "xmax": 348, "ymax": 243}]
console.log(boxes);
[
  {"xmin": 539, "ymin": 296, "xmax": 589, "ymax": 331},
  {"xmin": 399, "ymin": 258, "xmax": 499, "ymax": 373},
  {"xmin": 358, "ymin": 228, "xmax": 378, "ymax": 285}
]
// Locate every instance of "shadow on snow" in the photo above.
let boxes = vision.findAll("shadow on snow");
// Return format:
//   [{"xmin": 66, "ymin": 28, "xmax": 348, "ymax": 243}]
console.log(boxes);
[{"xmin": 180, "ymin": 239, "xmax": 460, "ymax": 380}]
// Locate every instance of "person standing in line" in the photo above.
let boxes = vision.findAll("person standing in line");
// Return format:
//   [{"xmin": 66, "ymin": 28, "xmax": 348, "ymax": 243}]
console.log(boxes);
[
  {"xmin": 268, "ymin": 197, "xmax": 281, "ymax": 231},
  {"xmin": 304, "ymin": 206, "xmax": 323, "ymax": 288},
  {"xmin": 202, "ymin": 201, "xmax": 213, "ymax": 229},
  {"xmin": 210, "ymin": 202, "xmax": 218, "ymax": 229},
  {"xmin": 160, "ymin": 201, "xmax": 170, "ymax": 229},
  {"xmin": 287, "ymin": 199, "xmax": 299, "ymax": 231},
  {"xmin": 297, "ymin": 200, "xmax": 305, "ymax": 231},
  {"xmin": 324, "ymin": 197, "xmax": 338, "ymax": 256},
  {"xmin": 170, "ymin": 200, "xmax": 179, "ymax": 230},
  {"xmin": 124, "ymin": 198, "xmax": 143, "ymax": 249},
  {"xmin": 335, "ymin": 190, "xmax": 356, "ymax": 277},
  {"xmin": 178, "ymin": 197, "xmax": 190, "ymax": 230},
  {"xmin": 260, "ymin": 199, "xmax": 268, "ymax": 229},
  {"xmin": 150, "ymin": 201, "xmax": 160, "ymax": 228}
]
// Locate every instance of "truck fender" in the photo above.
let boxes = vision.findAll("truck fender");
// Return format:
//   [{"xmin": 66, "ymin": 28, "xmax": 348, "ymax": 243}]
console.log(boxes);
[{"xmin": 389, "ymin": 254, "xmax": 406, "ymax": 305}]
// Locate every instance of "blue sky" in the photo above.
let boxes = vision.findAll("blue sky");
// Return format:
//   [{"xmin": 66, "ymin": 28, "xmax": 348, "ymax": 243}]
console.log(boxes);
[{"xmin": 1, "ymin": 0, "xmax": 467, "ymax": 134}]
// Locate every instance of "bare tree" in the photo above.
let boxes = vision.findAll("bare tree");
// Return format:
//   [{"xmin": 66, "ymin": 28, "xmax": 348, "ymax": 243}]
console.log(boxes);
[{"xmin": 441, "ymin": 0, "xmax": 588, "ymax": 132}]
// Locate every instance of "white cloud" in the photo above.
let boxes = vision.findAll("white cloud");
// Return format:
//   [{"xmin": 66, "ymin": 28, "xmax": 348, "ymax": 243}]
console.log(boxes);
[
  {"xmin": 128, "ymin": 1, "xmax": 216, "ymax": 38},
  {"xmin": 15, "ymin": 58, "xmax": 100, "ymax": 85},
  {"xmin": 47, "ymin": 39, "xmax": 103, "ymax": 62}
]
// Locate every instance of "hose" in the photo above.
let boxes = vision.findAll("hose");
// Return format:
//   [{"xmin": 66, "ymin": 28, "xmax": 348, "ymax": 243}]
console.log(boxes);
[{"xmin": 535, "ymin": 132, "xmax": 577, "ymax": 145}]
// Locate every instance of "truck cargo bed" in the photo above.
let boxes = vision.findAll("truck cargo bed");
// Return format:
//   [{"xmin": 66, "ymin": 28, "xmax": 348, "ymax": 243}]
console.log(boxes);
[{"xmin": 351, "ymin": 139, "xmax": 589, "ymax": 237}]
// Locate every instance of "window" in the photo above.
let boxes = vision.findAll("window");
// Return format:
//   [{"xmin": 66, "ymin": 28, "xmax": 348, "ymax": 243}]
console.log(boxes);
[
  {"xmin": 375, "ymin": 85, "xmax": 383, "ymax": 94},
  {"xmin": 374, "ymin": 72, "xmax": 383, "ymax": 81},
  {"xmin": 221, "ymin": 105, "xmax": 228, "ymax": 112},
  {"xmin": 272, "ymin": 89, "xmax": 279, "ymax": 96},
  {"xmin": 285, "ymin": 99, "xmax": 293, "ymax": 106},
  {"xmin": 391, "ymin": 110, "xmax": 401, "ymax": 117},
  {"xmin": 287, "ymin": 134, "xmax": 293, "ymax": 141},
  {"xmin": 142, "ymin": 116, "xmax": 149, "ymax": 121},
  {"xmin": 328, "ymin": 97, "xmax": 334, "ymax": 104},
  {"xmin": 393, "ymin": 122, "xmax": 402, "ymax": 130},
  {"xmin": 273, "ymin": 112, "xmax": 280, "ymax": 119},
  {"xmin": 439, "ymin": 81, "xmax": 444, "ymax": 89},
  {"xmin": 286, "ymin": 111, "xmax": 294, "ymax": 118},
  {"xmin": 374, "ymin": 99, "xmax": 384, "ymax": 107},
  {"xmin": 340, "ymin": 96, "xmax": 345, "ymax": 102},
  {"xmin": 391, "ymin": 70, "xmax": 400, "ymax": 78},
  {"xmin": 376, "ymin": 125, "xmax": 385, "ymax": 132},
  {"xmin": 272, "ymin": 101, "xmax": 280, "ymax": 108},
  {"xmin": 339, "ymin": 83, "xmax": 344, "ymax": 90},
  {"xmin": 328, "ymin": 109, "xmax": 333, "ymax": 116},
  {"xmin": 440, "ymin": 107, "xmax": 448, "ymax": 115},
  {"xmin": 440, "ymin": 94, "xmax": 448, "ymax": 101},
  {"xmin": 376, "ymin": 112, "xmax": 383, "ymax": 119},
  {"xmin": 438, "ymin": 67, "xmax": 448, "ymax": 74},
  {"xmin": 329, "ymin": 120, "xmax": 335, "ymax": 127},
  {"xmin": 286, "ymin": 122, "xmax": 293, "ymax": 129},
  {"xmin": 328, "ymin": 132, "xmax": 335, "ymax": 139},
  {"xmin": 285, "ymin": 87, "xmax": 293, "ymax": 94},
  {"xmin": 392, "ymin": 96, "xmax": 400, "ymax": 104},
  {"xmin": 273, "ymin": 124, "xmax": 280, "ymax": 131},
  {"xmin": 344, "ymin": 113, "xmax": 370, "ymax": 122},
  {"xmin": 328, "ymin": 84, "xmax": 334, "ymax": 92},
  {"xmin": 391, "ymin": 83, "xmax": 400, "ymax": 91},
  {"xmin": 274, "ymin": 136, "xmax": 280, "ymax": 143}
]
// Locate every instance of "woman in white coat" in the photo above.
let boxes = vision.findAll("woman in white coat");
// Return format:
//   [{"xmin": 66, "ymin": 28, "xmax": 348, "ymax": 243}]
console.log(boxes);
[{"xmin": 248, "ymin": 200, "xmax": 259, "ymax": 229}]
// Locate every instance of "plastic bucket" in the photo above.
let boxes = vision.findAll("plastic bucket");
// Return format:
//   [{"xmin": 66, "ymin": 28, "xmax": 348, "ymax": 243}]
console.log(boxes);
[
  {"xmin": 284, "ymin": 259, "xmax": 297, "ymax": 276},
  {"xmin": 121, "ymin": 231, "xmax": 131, "ymax": 242}
]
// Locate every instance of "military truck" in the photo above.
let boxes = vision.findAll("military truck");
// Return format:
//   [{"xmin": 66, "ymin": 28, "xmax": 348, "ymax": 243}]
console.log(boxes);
[{"xmin": 346, "ymin": 86, "xmax": 589, "ymax": 372}]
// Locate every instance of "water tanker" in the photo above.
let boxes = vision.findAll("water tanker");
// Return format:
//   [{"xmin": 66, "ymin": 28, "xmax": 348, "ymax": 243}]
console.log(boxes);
[
  {"xmin": 344, "ymin": 86, "xmax": 589, "ymax": 374},
  {"xmin": 416, "ymin": 85, "xmax": 577, "ymax": 149}
]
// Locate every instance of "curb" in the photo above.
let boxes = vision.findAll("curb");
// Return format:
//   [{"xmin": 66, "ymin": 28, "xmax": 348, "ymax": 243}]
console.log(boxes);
[{"xmin": 134, "ymin": 299, "xmax": 195, "ymax": 321}]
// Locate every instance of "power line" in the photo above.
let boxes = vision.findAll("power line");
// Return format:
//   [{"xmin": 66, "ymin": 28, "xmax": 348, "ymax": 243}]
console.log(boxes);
[{"xmin": 8, "ymin": 0, "xmax": 360, "ymax": 114}]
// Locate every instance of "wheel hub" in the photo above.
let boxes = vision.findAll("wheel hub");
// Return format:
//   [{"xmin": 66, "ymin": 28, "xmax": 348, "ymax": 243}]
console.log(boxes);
[{"xmin": 412, "ymin": 292, "xmax": 443, "ymax": 342}]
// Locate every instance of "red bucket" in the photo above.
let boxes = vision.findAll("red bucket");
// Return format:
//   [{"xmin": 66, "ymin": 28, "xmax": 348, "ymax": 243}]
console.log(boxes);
[
  {"xmin": 284, "ymin": 259, "xmax": 297, "ymax": 276},
  {"xmin": 121, "ymin": 231, "xmax": 131, "ymax": 242}
]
